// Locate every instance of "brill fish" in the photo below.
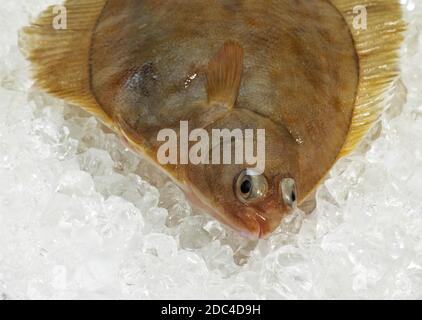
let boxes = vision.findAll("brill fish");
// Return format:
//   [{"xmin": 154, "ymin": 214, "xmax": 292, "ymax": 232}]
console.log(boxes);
[{"xmin": 21, "ymin": 0, "xmax": 405, "ymax": 238}]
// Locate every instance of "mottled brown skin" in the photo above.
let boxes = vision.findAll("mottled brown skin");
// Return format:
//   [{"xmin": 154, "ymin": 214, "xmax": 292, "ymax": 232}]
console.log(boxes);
[{"xmin": 90, "ymin": 0, "xmax": 359, "ymax": 238}]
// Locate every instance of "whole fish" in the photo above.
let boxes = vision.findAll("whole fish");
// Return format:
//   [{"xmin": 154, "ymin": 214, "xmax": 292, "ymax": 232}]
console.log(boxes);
[{"xmin": 21, "ymin": 0, "xmax": 405, "ymax": 238}]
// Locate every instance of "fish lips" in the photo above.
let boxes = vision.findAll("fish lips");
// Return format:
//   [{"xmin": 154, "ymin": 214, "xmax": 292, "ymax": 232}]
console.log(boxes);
[
  {"xmin": 238, "ymin": 205, "xmax": 287, "ymax": 240},
  {"xmin": 183, "ymin": 184, "xmax": 285, "ymax": 239}
]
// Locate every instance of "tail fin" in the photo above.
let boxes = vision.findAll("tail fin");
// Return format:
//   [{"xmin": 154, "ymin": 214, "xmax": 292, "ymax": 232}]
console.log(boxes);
[
  {"xmin": 331, "ymin": 0, "xmax": 406, "ymax": 157},
  {"xmin": 20, "ymin": 0, "xmax": 114, "ymax": 128}
]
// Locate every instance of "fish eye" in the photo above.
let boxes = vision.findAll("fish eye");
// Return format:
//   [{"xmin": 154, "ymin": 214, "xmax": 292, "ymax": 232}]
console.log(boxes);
[
  {"xmin": 280, "ymin": 178, "xmax": 298, "ymax": 208},
  {"xmin": 235, "ymin": 169, "xmax": 268, "ymax": 203},
  {"xmin": 240, "ymin": 179, "xmax": 252, "ymax": 194}
]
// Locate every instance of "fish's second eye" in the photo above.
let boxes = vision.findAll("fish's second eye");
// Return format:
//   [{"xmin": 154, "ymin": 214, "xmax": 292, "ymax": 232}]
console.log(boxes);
[
  {"xmin": 280, "ymin": 178, "xmax": 298, "ymax": 209},
  {"xmin": 235, "ymin": 169, "xmax": 268, "ymax": 203}
]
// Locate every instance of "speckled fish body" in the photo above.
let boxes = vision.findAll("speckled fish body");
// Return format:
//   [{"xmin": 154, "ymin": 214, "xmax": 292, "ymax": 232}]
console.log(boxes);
[{"xmin": 21, "ymin": 0, "xmax": 405, "ymax": 238}]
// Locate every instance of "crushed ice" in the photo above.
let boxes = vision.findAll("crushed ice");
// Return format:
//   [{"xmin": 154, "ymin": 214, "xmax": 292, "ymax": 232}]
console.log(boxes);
[{"xmin": 0, "ymin": 0, "xmax": 421, "ymax": 299}]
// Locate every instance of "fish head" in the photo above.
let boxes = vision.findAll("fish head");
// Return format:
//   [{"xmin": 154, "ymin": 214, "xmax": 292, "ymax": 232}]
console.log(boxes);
[{"xmin": 185, "ymin": 111, "xmax": 300, "ymax": 239}]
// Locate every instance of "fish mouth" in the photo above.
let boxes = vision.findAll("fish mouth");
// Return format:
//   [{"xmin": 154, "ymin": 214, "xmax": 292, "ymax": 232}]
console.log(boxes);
[
  {"xmin": 239, "ymin": 221, "xmax": 263, "ymax": 239},
  {"xmin": 182, "ymin": 184, "xmax": 269, "ymax": 239}
]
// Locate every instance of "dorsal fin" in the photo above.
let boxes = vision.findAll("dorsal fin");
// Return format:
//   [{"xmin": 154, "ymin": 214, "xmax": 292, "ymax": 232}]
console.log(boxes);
[
  {"xmin": 19, "ymin": 0, "xmax": 115, "ymax": 130},
  {"xmin": 206, "ymin": 41, "xmax": 244, "ymax": 108},
  {"xmin": 331, "ymin": 0, "xmax": 406, "ymax": 158}
]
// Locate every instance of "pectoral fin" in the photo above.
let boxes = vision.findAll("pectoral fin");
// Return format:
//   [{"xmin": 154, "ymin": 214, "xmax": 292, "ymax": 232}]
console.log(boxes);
[{"xmin": 206, "ymin": 41, "xmax": 244, "ymax": 109}]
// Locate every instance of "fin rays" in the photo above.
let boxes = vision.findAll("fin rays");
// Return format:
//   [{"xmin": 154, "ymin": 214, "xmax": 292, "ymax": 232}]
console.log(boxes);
[
  {"xmin": 20, "ymin": 0, "xmax": 115, "ymax": 129},
  {"xmin": 206, "ymin": 41, "xmax": 244, "ymax": 109},
  {"xmin": 331, "ymin": 0, "xmax": 406, "ymax": 157}
]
